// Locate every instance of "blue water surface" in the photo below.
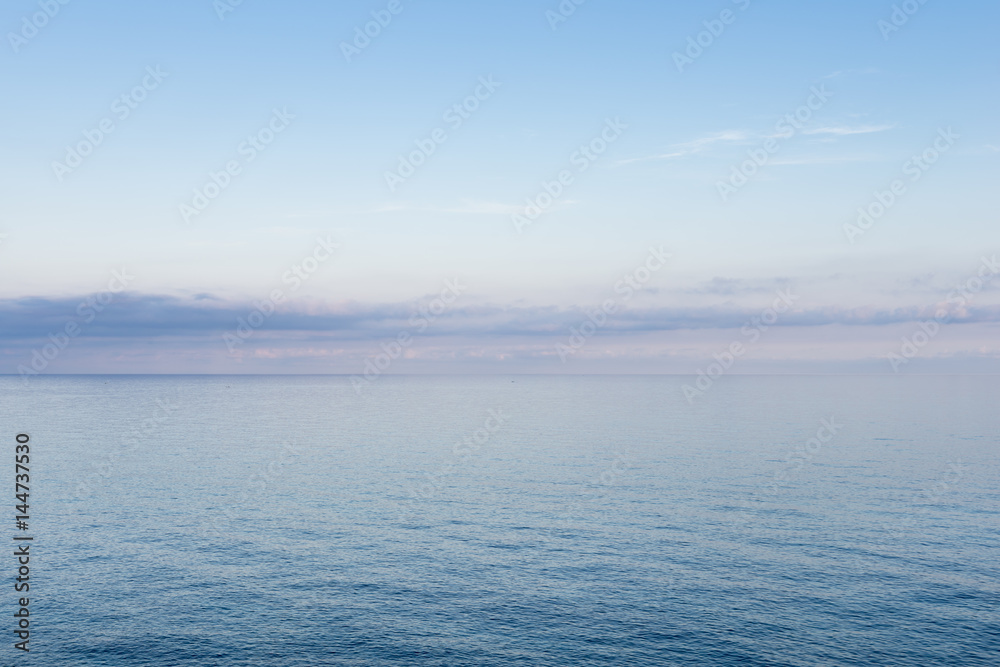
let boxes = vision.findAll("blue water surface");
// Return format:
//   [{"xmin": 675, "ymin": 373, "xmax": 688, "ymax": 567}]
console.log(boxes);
[{"xmin": 2, "ymin": 375, "xmax": 997, "ymax": 665}]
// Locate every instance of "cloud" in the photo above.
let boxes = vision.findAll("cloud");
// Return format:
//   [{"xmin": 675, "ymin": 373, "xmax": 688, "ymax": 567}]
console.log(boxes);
[
  {"xmin": 4, "ymin": 290, "xmax": 1000, "ymax": 374},
  {"xmin": 768, "ymin": 154, "xmax": 880, "ymax": 166},
  {"xmin": 822, "ymin": 68, "xmax": 881, "ymax": 79},
  {"xmin": 3, "ymin": 292, "xmax": 1000, "ymax": 348},
  {"xmin": 615, "ymin": 131, "xmax": 747, "ymax": 165},
  {"xmin": 616, "ymin": 122, "xmax": 892, "ymax": 168},
  {"xmin": 371, "ymin": 200, "xmax": 524, "ymax": 215},
  {"xmin": 802, "ymin": 124, "xmax": 895, "ymax": 136},
  {"xmin": 682, "ymin": 277, "xmax": 791, "ymax": 296}
]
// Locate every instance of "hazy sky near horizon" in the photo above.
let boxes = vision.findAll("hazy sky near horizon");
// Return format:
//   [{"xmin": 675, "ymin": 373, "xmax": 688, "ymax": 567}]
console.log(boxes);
[{"xmin": 2, "ymin": 0, "xmax": 998, "ymax": 374}]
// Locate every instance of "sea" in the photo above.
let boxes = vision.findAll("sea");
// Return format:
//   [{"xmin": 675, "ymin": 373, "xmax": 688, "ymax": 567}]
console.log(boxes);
[{"xmin": 1, "ymin": 375, "xmax": 997, "ymax": 665}]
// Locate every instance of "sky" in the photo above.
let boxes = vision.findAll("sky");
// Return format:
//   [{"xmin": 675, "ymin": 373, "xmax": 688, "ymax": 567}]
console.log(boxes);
[{"xmin": 1, "ymin": 0, "xmax": 998, "ymax": 376}]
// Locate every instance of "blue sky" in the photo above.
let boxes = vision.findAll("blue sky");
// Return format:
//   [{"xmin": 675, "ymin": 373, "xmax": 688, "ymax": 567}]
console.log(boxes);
[{"xmin": 1, "ymin": 0, "xmax": 998, "ymax": 375}]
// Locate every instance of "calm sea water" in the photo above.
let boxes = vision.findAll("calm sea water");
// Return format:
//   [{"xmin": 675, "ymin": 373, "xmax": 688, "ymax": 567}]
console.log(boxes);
[{"xmin": 1, "ymin": 375, "xmax": 997, "ymax": 665}]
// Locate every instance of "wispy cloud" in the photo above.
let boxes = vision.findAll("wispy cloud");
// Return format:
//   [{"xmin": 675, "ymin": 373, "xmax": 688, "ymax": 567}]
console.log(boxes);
[
  {"xmin": 370, "ymin": 200, "xmax": 525, "ymax": 215},
  {"xmin": 768, "ymin": 154, "xmax": 881, "ymax": 166},
  {"xmin": 615, "ymin": 131, "xmax": 747, "ymax": 165},
  {"xmin": 682, "ymin": 277, "xmax": 791, "ymax": 297},
  {"xmin": 617, "ymin": 122, "xmax": 892, "ymax": 168},
  {"xmin": 802, "ymin": 124, "xmax": 895, "ymax": 136},
  {"xmin": 288, "ymin": 200, "xmax": 525, "ymax": 218},
  {"xmin": 822, "ymin": 68, "xmax": 881, "ymax": 79}
]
